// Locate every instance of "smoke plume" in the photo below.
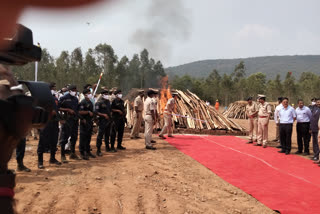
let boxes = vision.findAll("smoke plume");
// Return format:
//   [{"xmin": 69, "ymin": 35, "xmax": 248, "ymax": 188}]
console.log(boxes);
[{"xmin": 130, "ymin": 0, "xmax": 191, "ymax": 64}]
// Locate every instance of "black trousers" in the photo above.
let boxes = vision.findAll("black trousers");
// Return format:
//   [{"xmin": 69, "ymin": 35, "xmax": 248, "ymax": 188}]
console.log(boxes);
[
  {"xmin": 16, "ymin": 138, "xmax": 26, "ymax": 162},
  {"xmin": 296, "ymin": 122, "xmax": 311, "ymax": 153},
  {"xmin": 96, "ymin": 119, "xmax": 111, "ymax": 149},
  {"xmin": 110, "ymin": 118, "xmax": 125, "ymax": 148},
  {"xmin": 280, "ymin": 124, "xmax": 293, "ymax": 152},
  {"xmin": 79, "ymin": 121, "xmax": 93, "ymax": 153},
  {"xmin": 38, "ymin": 121, "xmax": 59, "ymax": 155},
  {"xmin": 312, "ymin": 131, "xmax": 320, "ymax": 159},
  {"xmin": 59, "ymin": 119, "xmax": 78, "ymax": 155}
]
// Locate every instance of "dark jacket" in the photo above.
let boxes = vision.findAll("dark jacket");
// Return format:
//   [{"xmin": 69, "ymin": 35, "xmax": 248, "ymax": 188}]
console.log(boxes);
[{"xmin": 310, "ymin": 106, "xmax": 320, "ymax": 132}]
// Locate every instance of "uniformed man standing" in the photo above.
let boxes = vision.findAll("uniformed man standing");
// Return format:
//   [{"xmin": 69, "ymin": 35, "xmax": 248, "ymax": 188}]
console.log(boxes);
[
  {"xmin": 144, "ymin": 90, "xmax": 157, "ymax": 150},
  {"xmin": 78, "ymin": 89, "xmax": 95, "ymax": 160},
  {"xmin": 130, "ymin": 90, "xmax": 144, "ymax": 139},
  {"xmin": 110, "ymin": 89, "xmax": 126, "ymax": 152},
  {"xmin": 256, "ymin": 94, "xmax": 272, "ymax": 148},
  {"xmin": 16, "ymin": 138, "xmax": 31, "ymax": 172},
  {"xmin": 58, "ymin": 85, "xmax": 80, "ymax": 162},
  {"xmin": 245, "ymin": 97, "xmax": 258, "ymax": 144},
  {"xmin": 159, "ymin": 93, "xmax": 178, "ymax": 139},
  {"xmin": 95, "ymin": 90, "xmax": 112, "ymax": 156},
  {"xmin": 37, "ymin": 82, "xmax": 61, "ymax": 169}
]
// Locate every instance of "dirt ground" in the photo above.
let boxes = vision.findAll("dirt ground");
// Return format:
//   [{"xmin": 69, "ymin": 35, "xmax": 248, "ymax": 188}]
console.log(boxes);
[{"xmin": 8, "ymin": 120, "xmax": 291, "ymax": 214}]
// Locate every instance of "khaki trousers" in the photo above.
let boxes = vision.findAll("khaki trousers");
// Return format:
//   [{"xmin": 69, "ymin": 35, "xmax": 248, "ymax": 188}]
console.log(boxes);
[
  {"xmin": 248, "ymin": 117, "xmax": 258, "ymax": 141},
  {"xmin": 258, "ymin": 117, "xmax": 269, "ymax": 145},
  {"xmin": 130, "ymin": 111, "xmax": 143, "ymax": 138},
  {"xmin": 144, "ymin": 115, "xmax": 153, "ymax": 147},
  {"xmin": 159, "ymin": 112, "xmax": 173, "ymax": 136}
]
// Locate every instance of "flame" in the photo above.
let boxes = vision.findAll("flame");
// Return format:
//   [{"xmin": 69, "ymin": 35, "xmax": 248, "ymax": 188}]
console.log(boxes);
[{"xmin": 160, "ymin": 76, "xmax": 172, "ymax": 115}]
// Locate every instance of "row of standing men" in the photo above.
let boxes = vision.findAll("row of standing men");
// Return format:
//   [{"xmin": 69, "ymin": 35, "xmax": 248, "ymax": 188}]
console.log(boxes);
[
  {"xmin": 246, "ymin": 95, "xmax": 320, "ymax": 162},
  {"xmin": 16, "ymin": 83, "xmax": 127, "ymax": 171}
]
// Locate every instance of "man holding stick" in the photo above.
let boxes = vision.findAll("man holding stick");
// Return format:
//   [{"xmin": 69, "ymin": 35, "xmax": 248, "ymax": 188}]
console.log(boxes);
[{"xmin": 159, "ymin": 92, "xmax": 178, "ymax": 139}]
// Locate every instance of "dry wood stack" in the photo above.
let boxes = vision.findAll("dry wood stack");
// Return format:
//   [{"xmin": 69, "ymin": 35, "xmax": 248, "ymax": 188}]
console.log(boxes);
[
  {"xmin": 125, "ymin": 89, "xmax": 246, "ymax": 134},
  {"xmin": 223, "ymin": 101, "xmax": 277, "ymax": 120}
]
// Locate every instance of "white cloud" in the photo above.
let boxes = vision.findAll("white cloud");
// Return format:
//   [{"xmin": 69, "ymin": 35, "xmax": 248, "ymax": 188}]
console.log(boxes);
[{"xmin": 234, "ymin": 24, "xmax": 278, "ymax": 40}]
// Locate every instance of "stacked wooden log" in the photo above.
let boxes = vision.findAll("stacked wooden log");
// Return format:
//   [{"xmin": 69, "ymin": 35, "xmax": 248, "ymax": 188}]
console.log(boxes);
[
  {"xmin": 125, "ymin": 89, "xmax": 246, "ymax": 133},
  {"xmin": 223, "ymin": 101, "xmax": 277, "ymax": 120}
]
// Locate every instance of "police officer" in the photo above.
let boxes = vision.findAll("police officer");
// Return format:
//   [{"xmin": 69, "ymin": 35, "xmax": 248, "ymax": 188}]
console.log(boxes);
[
  {"xmin": 78, "ymin": 89, "xmax": 95, "ymax": 160},
  {"xmin": 145, "ymin": 90, "xmax": 157, "ymax": 150},
  {"xmin": 58, "ymin": 85, "xmax": 81, "ymax": 162},
  {"xmin": 256, "ymin": 94, "xmax": 272, "ymax": 148},
  {"xmin": 130, "ymin": 90, "xmax": 144, "ymax": 139},
  {"xmin": 245, "ymin": 97, "xmax": 258, "ymax": 144},
  {"xmin": 159, "ymin": 92, "xmax": 178, "ymax": 139},
  {"xmin": 37, "ymin": 82, "xmax": 61, "ymax": 169},
  {"xmin": 95, "ymin": 89, "xmax": 111, "ymax": 156},
  {"xmin": 16, "ymin": 138, "xmax": 31, "ymax": 172},
  {"xmin": 110, "ymin": 89, "xmax": 126, "ymax": 152}
]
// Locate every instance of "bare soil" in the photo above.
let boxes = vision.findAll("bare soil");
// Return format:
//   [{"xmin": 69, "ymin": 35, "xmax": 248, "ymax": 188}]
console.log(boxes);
[{"xmin": 8, "ymin": 122, "xmax": 283, "ymax": 214}]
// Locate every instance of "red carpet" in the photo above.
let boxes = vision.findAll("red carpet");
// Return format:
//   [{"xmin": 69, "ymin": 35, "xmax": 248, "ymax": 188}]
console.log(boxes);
[{"xmin": 166, "ymin": 135, "xmax": 320, "ymax": 214}]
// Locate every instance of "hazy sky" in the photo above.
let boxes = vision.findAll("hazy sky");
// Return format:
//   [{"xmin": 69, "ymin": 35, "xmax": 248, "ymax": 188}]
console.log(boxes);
[{"xmin": 19, "ymin": 0, "xmax": 320, "ymax": 67}]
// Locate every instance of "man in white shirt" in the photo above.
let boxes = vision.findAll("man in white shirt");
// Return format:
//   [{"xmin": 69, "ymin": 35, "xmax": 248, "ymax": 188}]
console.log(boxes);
[
  {"xmin": 273, "ymin": 97, "xmax": 283, "ymax": 148},
  {"xmin": 278, "ymin": 97, "xmax": 296, "ymax": 155},
  {"xmin": 295, "ymin": 99, "xmax": 312, "ymax": 155}
]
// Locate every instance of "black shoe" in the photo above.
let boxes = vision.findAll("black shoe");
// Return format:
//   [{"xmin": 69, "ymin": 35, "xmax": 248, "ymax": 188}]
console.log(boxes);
[
  {"xmin": 310, "ymin": 157, "xmax": 319, "ymax": 161},
  {"xmin": 303, "ymin": 152, "xmax": 310, "ymax": 156},
  {"xmin": 246, "ymin": 141, "xmax": 253, "ymax": 144},
  {"xmin": 151, "ymin": 140, "xmax": 156, "ymax": 144},
  {"xmin": 276, "ymin": 145, "xmax": 282, "ymax": 148},
  {"xmin": 38, "ymin": 163, "xmax": 45, "ymax": 169},
  {"xmin": 96, "ymin": 149, "xmax": 103, "ymax": 157},
  {"xmin": 105, "ymin": 147, "xmax": 111, "ymax": 152},
  {"xmin": 17, "ymin": 164, "xmax": 31, "ymax": 172},
  {"xmin": 49, "ymin": 158, "xmax": 62, "ymax": 165},
  {"xmin": 110, "ymin": 148, "xmax": 117, "ymax": 153},
  {"xmin": 294, "ymin": 151, "xmax": 302, "ymax": 154},
  {"xmin": 254, "ymin": 144, "xmax": 262, "ymax": 146},
  {"xmin": 117, "ymin": 146, "xmax": 126, "ymax": 150},
  {"xmin": 159, "ymin": 135, "xmax": 166, "ymax": 139},
  {"xmin": 146, "ymin": 146, "xmax": 157, "ymax": 150},
  {"xmin": 278, "ymin": 150, "xmax": 286, "ymax": 153},
  {"xmin": 61, "ymin": 155, "xmax": 69, "ymax": 163},
  {"xmin": 69, "ymin": 153, "xmax": 81, "ymax": 160},
  {"xmin": 80, "ymin": 153, "xmax": 89, "ymax": 160},
  {"xmin": 285, "ymin": 151, "xmax": 290, "ymax": 155},
  {"xmin": 88, "ymin": 152, "xmax": 96, "ymax": 158}
]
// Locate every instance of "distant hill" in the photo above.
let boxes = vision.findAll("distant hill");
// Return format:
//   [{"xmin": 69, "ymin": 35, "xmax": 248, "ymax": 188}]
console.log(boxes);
[{"xmin": 166, "ymin": 55, "xmax": 320, "ymax": 80}]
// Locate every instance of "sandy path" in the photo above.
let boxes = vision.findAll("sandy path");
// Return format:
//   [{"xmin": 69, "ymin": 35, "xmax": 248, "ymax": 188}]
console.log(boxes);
[{"xmin": 8, "ymin": 130, "xmax": 275, "ymax": 214}]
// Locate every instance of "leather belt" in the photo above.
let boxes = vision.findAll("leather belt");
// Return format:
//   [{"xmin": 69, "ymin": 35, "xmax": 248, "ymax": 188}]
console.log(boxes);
[{"xmin": 259, "ymin": 116, "xmax": 268, "ymax": 118}]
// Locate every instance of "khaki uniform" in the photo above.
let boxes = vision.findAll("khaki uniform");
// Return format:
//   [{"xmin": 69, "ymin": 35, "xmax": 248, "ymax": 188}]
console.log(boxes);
[
  {"xmin": 159, "ymin": 98, "xmax": 175, "ymax": 136},
  {"xmin": 144, "ymin": 97, "xmax": 155, "ymax": 147},
  {"xmin": 130, "ymin": 96, "xmax": 144, "ymax": 138},
  {"xmin": 257, "ymin": 102, "xmax": 272, "ymax": 145},
  {"xmin": 246, "ymin": 103, "xmax": 258, "ymax": 142}
]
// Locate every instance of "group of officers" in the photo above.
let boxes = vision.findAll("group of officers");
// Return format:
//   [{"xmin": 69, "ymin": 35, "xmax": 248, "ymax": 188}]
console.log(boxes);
[
  {"xmin": 245, "ymin": 95, "xmax": 320, "ymax": 164},
  {"xmin": 16, "ymin": 84, "xmax": 178, "ymax": 171}
]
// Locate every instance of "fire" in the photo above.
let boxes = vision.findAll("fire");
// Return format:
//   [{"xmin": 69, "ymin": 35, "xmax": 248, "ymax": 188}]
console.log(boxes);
[{"xmin": 160, "ymin": 75, "xmax": 172, "ymax": 115}]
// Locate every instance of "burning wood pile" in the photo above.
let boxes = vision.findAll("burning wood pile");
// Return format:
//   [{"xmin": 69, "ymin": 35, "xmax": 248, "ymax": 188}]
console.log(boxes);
[
  {"xmin": 223, "ymin": 101, "xmax": 277, "ymax": 120},
  {"xmin": 125, "ymin": 83, "xmax": 246, "ymax": 135}
]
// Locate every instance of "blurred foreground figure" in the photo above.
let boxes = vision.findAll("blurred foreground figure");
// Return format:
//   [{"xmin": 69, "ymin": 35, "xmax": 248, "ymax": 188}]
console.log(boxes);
[{"xmin": 0, "ymin": 0, "xmax": 101, "ymax": 213}]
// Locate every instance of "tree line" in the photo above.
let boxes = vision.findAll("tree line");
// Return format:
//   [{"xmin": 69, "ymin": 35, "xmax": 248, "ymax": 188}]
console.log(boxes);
[
  {"xmin": 12, "ymin": 44, "xmax": 166, "ymax": 94},
  {"xmin": 170, "ymin": 61, "xmax": 320, "ymax": 106}
]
